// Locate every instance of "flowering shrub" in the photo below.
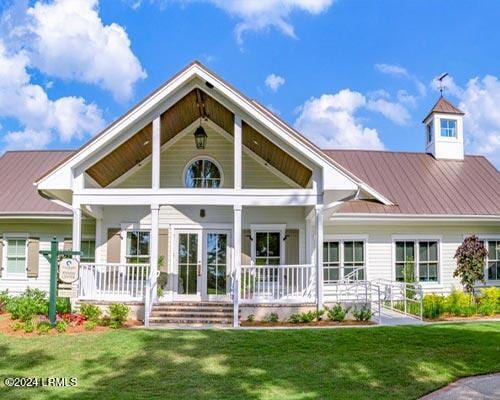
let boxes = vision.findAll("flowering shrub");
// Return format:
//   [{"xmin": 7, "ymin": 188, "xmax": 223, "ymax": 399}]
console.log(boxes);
[
  {"xmin": 454, "ymin": 235, "xmax": 488, "ymax": 293},
  {"xmin": 478, "ymin": 287, "xmax": 500, "ymax": 316}
]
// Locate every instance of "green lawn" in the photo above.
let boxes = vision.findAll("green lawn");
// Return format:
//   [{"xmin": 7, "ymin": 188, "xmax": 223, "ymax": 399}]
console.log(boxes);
[{"xmin": 0, "ymin": 322, "xmax": 499, "ymax": 400}]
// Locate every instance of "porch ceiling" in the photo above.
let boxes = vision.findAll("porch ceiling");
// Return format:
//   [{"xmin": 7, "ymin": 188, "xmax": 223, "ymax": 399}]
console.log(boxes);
[{"xmin": 86, "ymin": 88, "xmax": 312, "ymax": 188}]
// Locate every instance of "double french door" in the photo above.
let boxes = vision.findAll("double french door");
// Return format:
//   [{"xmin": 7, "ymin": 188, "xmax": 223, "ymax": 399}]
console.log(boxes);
[{"xmin": 174, "ymin": 229, "xmax": 231, "ymax": 301}]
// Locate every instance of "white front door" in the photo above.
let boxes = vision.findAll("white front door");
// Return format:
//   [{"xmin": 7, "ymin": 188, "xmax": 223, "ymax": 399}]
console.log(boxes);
[
  {"xmin": 174, "ymin": 230, "xmax": 202, "ymax": 301},
  {"xmin": 202, "ymin": 230, "xmax": 231, "ymax": 301}
]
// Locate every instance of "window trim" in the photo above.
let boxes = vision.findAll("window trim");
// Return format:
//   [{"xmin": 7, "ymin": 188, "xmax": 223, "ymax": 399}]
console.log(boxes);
[
  {"xmin": 182, "ymin": 155, "xmax": 224, "ymax": 189},
  {"xmin": 391, "ymin": 235, "xmax": 442, "ymax": 285},
  {"xmin": 473, "ymin": 234, "xmax": 500, "ymax": 284},
  {"xmin": 323, "ymin": 235, "xmax": 368, "ymax": 282},
  {"xmin": 440, "ymin": 118, "xmax": 457, "ymax": 138},
  {"xmin": 2, "ymin": 233, "xmax": 28, "ymax": 279},
  {"xmin": 250, "ymin": 224, "xmax": 286, "ymax": 266},
  {"xmin": 426, "ymin": 122, "xmax": 433, "ymax": 144},
  {"xmin": 120, "ymin": 223, "xmax": 151, "ymax": 264},
  {"xmin": 80, "ymin": 238, "xmax": 96, "ymax": 263}
]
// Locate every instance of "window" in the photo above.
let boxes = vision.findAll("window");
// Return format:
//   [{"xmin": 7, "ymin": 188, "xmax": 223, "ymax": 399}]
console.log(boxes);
[
  {"xmin": 395, "ymin": 241, "xmax": 415, "ymax": 282},
  {"xmin": 255, "ymin": 232, "xmax": 281, "ymax": 265},
  {"xmin": 323, "ymin": 242, "xmax": 340, "ymax": 282},
  {"xmin": 80, "ymin": 240, "xmax": 95, "ymax": 263},
  {"xmin": 126, "ymin": 231, "xmax": 150, "ymax": 264},
  {"xmin": 6, "ymin": 239, "xmax": 27, "ymax": 276},
  {"xmin": 395, "ymin": 240, "xmax": 439, "ymax": 283},
  {"xmin": 184, "ymin": 158, "xmax": 222, "ymax": 188},
  {"xmin": 487, "ymin": 240, "xmax": 500, "ymax": 281},
  {"xmin": 323, "ymin": 240, "xmax": 365, "ymax": 282},
  {"xmin": 440, "ymin": 119, "xmax": 457, "ymax": 137},
  {"xmin": 427, "ymin": 123, "xmax": 433, "ymax": 143}
]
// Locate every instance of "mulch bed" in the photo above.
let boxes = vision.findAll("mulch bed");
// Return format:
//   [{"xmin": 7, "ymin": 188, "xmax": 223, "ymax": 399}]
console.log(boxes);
[
  {"xmin": 241, "ymin": 320, "xmax": 375, "ymax": 327},
  {"xmin": 425, "ymin": 314, "xmax": 500, "ymax": 323},
  {"xmin": 0, "ymin": 313, "xmax": 140, "ymax": 337}
]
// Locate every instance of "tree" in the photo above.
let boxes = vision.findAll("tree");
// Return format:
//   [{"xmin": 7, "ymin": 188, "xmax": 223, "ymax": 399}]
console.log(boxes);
[{"xmin": 454, "ymin": 235, "xmax": 488, "ymax": 294}]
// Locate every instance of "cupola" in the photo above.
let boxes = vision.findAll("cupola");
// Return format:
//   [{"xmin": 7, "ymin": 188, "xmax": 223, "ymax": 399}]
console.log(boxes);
[{"xmin": 423, "ymin": 96, "xmax": 465, "ymax": 160}]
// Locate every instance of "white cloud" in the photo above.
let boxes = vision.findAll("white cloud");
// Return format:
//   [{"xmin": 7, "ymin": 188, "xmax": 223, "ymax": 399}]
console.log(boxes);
[
  {"xmin": 265, "ymin": 73, "xmax": 285, "ymax": 92},
  {"xmin": 396, "ymin": 90, "xmax": 417, "ymax": 108},
  {"xmin": 24, "ymin": 0, "xmax": 146, "ymax": 101},
  {"xmin": 294, "ymin": 90, "xmax": 385, "ymax": 150},
  {"xmin": 430, "ymin": 73, "xmax": 462, "ymax": 98},
  {"xmin": 374, "ymin": 63, "xmax": 409, "ymax": 78},
  {"xmin": 366, "ymin": 98, "xmax": 411, "ymax": 125},
  {"xmin": 0, "ymin": 41, "xmax": 105, "ymax": 149},
  {"xmin": 132, "ymin": 0, "xmax": 334, "ymax": 43}
]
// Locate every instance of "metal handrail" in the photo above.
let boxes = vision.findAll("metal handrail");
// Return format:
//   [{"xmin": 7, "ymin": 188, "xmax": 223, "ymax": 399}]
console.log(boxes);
[{"xmin": 373, "ymin": 279, "xmax": 423, "ymax": 320}]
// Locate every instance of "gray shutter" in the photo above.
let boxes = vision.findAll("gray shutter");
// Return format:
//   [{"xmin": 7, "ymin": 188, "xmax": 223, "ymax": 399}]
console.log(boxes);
[
  {"xmin": 285, "ymin": 229, "xmax": 299, "ymax": 265},
  {"xmin": 0, "ymin": 240, "xmax": 3, "ymax": 277},
  {"xmin": 241, "ymin": 229, "xmax": 252, "ymax": 265},
  {"xmin": 27, "ymin": 237, "xmax": 40, "ymax": 278},
  {"xmin": 158, "ymin": 229, "xmax": 169, "ymax": 272},
  {"xmin": 107, "ymin": 228, "xmax": 121, "ymax": 263},
  {"xmin": 63, "ymin": 238, "xmax": 73, "ymax": 251}
]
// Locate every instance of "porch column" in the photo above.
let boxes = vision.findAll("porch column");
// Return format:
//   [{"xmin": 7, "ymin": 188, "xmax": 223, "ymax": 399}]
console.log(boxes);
[
  {"xmin": 152, "ymin": 115, "xmax": 161, "ymax": 190},
  {"xmin": 95, "ymin": 217, "xmax": 103, "ymax": 263},
  {"xmin": 315, "ymin": 204, "xmax": 324, "ymax": 310},
  {"xmin": 150, "ymin": 204, "xmax": 160, "ymax": 303},
  {"xmin": 234, "ymin": 115, "xmax": 242, "ymax": 190},
  {"xmin": 233, "ymin": 205, "xmax": 242, "ymax": 327},
  {"xmin": 72, "ymin": 206, "xmax": 82, "ymax": 257}
]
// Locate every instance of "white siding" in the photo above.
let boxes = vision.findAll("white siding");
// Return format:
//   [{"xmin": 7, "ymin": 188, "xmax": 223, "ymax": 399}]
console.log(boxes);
[{"xmin": 324, "ymin": 223, "xmax": 500, "ymax": 293}]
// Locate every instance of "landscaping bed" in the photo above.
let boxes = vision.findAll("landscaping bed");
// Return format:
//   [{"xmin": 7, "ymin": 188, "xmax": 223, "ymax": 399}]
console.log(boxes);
[{"xmin": 241, "ymin": 319, "xmax": 375, "ymax": 327}]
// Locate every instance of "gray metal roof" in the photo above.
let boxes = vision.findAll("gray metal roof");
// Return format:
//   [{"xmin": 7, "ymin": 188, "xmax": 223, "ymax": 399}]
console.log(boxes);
[{"xmin": 0, "ymin": 150, "xmax": 74, "ymax": 216}]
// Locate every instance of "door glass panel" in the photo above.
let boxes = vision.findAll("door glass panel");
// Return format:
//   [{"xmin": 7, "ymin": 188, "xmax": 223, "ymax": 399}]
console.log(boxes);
[
  {"xmin": 178, "ymin": 233, "xmax": 198, "ymax": 295},
  {"xmin": 206, "ymin": 233, "xmax": 227, "ymax": 295}
]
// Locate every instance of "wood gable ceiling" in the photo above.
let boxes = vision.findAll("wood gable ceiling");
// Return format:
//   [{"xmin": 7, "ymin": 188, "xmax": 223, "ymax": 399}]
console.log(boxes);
[{"xmin": 86, "ymin": 89, "xmax": 312, "ymax": 188}]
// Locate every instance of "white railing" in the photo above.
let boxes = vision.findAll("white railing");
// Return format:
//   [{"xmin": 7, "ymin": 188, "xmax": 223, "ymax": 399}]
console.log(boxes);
[
  {"xmin": 373, "ymin": 278, "xmax": 423, "ymax": 320},
  {"xmin": 240, "ymin": 264, "xmax": 315, "ymax": 303},
  {"xmin": 79, "ymin": 263, "xmax": 150, "ymax": 301}
]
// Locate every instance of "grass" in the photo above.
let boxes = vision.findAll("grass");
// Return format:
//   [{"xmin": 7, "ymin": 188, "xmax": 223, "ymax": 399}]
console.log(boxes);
[{"xmin": 0, "ymin": 322, "xmax": 499, "ymax": 399}]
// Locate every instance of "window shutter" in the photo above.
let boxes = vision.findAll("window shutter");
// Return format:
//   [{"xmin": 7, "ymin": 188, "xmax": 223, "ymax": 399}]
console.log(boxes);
[
  {"xmin": 63, "ymin": 238, "xmax": 73, "ymax": 251},
  {"xmin": 285, "ymin": 229, "xmax": 299, "ymax": 265},
  {"xmin": 241, "ymin": 229, "xmax": 252, "ymax": 265},
  {"xmin": 159, "ymin": 229, "xmax": 169, "ymax": 272},
  {"xmin": 107, "ymin": 228, "xmax": 121, "ymax": 263},
  {"xmin": 0, "ymin": 240, "xmax": 3, "ymax": 278},
  {"xmin": 27, "ymin": 237, "xmax": 40, "ymax": 278}
]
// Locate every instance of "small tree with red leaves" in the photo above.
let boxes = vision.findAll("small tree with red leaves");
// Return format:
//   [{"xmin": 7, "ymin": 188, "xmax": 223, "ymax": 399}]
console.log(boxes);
[{"xmin": 454, "ymin": 235, "xmax": 488, "ymax": 294}]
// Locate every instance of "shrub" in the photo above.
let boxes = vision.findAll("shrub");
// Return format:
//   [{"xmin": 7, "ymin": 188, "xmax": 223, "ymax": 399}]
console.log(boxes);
[
  {"xmin": 326, "ymin": 304, "xmax": 350, "ymax": 322},
  {"xmin": 56, "ymin": 297, "xmax": 71, "ymax": 314},
  {"xmin": 423, "ymin": 294, "xmax": 446, "ymax": 319},
  {"xmin": 246, "ymin": 314, "xmax": 255, "ymax": 322},
  {"xmin": 478, "ymin": 287, "xmax": 500, "ymax": 316},
  {"xmin": 299, "ymin": 311, "xmax": 315, "ymax": 323},
  {"xmin": 288, "ymin": 313, "xmax": 301, "ymax": 324},
  {"xmin": 23, "ymin": 320, "xmax": 35, "ymax": 333},
  {"xmin": 61, "ymin": 313, "xmax": 86, "ymax": 326},
  {"xmin": 108, "ymin": 303, "xmax": 129, "ymax": 328},
  {"xmin": 7, "ymin": 288, "xmax": 48, "ymax": 321},
  {"xmin": 11, "ymin": 321, "xmax": 23, "ymax": 331},
  {"xmin": 352, "ymin": 306, "xmax": 373, "ymax": 321},
  {"xmin": 55, "ymin": 320, "xmax": 68, "ymax": 333},
  {"xmin": 313, "ymin": 308, "xmax": 325, "ymax": 321},
  {"xmin": 454, "ymin": 235, "xmax": 488, "ymax": 293},
  {"xmin": 37, "ymin": 321, "xmax": 51, "ymax": 335},
  {"xmin": 84, "ymin": 320, "xmax": 98, "ymax": 331},
  {"xmin": 264, "ymin": 312, "xmax": 279, "ymax": 323},
  {"xmin": 80, "ymin": 304, "xmax": 102, "ymax": 322},
  {"xmin": 446, "ymin": 289, "xmax": 475, "ymax": 316},
  {"xmin": 0, "ymin": 290, "xmax": 10, "ymax": 312}
]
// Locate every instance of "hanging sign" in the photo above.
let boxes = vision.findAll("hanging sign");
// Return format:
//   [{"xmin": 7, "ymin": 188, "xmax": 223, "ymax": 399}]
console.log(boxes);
[{"xmin": 58, "ymin": 258, "xmax": 79, "ymax": 284}]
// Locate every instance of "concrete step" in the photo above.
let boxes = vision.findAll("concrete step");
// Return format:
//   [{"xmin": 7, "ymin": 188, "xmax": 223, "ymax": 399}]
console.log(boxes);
[
  {"xmin": 155, "ymin": 302, "xmax": 232, "ymax": 307},
  {"xmin": 149, "ymin": 316, "xmax": 233, "ymax": 325},
  {"xmin": 150, "ymin": 311, "xmax": 233, "ymax": 318},
  {"xmin": 152, "ymin": 306, "xmax": 233, "ymax": 313}
]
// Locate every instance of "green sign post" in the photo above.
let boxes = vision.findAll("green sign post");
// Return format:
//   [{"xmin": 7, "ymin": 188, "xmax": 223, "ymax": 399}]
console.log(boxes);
[{"xmin": 40, "ymin": 237, "xmax": 81, "ymax": 326}]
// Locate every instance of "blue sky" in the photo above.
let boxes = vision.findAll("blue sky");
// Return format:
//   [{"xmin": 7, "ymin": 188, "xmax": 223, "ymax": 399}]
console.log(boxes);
[{"xmin": 0, "ymin": 0, "xmax": 499, "ymax": 166}]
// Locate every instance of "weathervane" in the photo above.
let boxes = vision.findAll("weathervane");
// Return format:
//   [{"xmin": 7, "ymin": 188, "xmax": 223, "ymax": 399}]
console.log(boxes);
[{"xmin": 437, "ymin": 73, "xmax": 449, "ymax": 97}]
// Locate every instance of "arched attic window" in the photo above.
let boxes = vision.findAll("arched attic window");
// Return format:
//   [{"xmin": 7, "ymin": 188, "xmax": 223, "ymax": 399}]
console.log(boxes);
[{"xmin": 183, "ymin": 157, "xmax": 223, "ymax": 188}]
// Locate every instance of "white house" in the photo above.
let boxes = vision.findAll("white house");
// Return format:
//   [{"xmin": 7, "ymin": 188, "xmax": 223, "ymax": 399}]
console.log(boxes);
[{"xmin": 0, "ymin": 62, "xmax": 498, "ymax": 326}]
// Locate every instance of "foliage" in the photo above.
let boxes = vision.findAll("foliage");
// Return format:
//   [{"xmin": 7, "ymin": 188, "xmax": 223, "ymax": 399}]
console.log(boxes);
[
  {"xmin": 326, "ymin": 304, "xmax": 350, "ymax": 322},
  {"xmin": 246, "ymin": 314, "xmax": 255, "ymax": 322},
  {"xmin": 288, "ymin": 313, "xmax": 302, "ymax": 324},
  {"xmin": 84, "ymin": 320, "xmax": 98, "ymax": 331},
  {"xmin": 478, "ymin": 287, "xmax": 500, "ymax": 316},
  {"xmin": 11, "ymin": 321, "xmax": 23, "ymax": 331},
  {"xmin": 37, "ymin": 321, "xmax": 52, "ymax": 335},
  {"xmin": 446, "ymin": 289, "xmax": 475, "ymax": 316},
  {"xmin": 108, "ymin": 303, "xmax": 129, "ymax": 328},
  {"xmin": 55, "ymin": 320, "xmax": 68, "ymax": 333},
  {"xmin": 264, "ymin": 312, "xmax": 279, "ymax": 323},
  {"xmin": 61, "ymin": 313, "xmax": 86, "ymax": 326},
  {"xmin": 7, "ymin": 288, "xmax": 49, "ymax": 321},
  {"xmin": 313, "ymin": 308, "xmax": 325, "ymax": 321},
  {"xmin": 454, "ymin": 235, "xmax": 488, "ymax": 293},
  {"xmin": 422, "ymin": 294, "xmax": 446, "ymax": 319},
  {"xmin": 299, "ymin": 311, "xmax": 315, "ymax": 323},
  {"xmin": 80, "ymin": 304, "xmax": 102, "ymax": 322},
  {"xmin": 157, "ymin": 287, "xmax": 164, "ymax": 298},
  {"xmin": 403, "ymin": 256, "xmax": 416, "ymax": 299},
  {"xmin": 0, "ymin": 290, "xmax": 10, "ymax": 312},
  {"xmin": 352, "ymin": 306, "xmax": 373, "ymax": 321},
  {"xmin": 23, "ymin": 320, "xmax": 35, "ymax": 333},
  {"xmin": 56, "ymin": 297, "xmax": 72, "ymax": 314}
]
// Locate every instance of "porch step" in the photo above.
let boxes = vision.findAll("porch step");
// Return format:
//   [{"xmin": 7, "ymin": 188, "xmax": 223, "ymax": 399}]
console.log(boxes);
[{"xmin": 149, "ymin": 302, "xmax": 236, "ymax": 326}]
